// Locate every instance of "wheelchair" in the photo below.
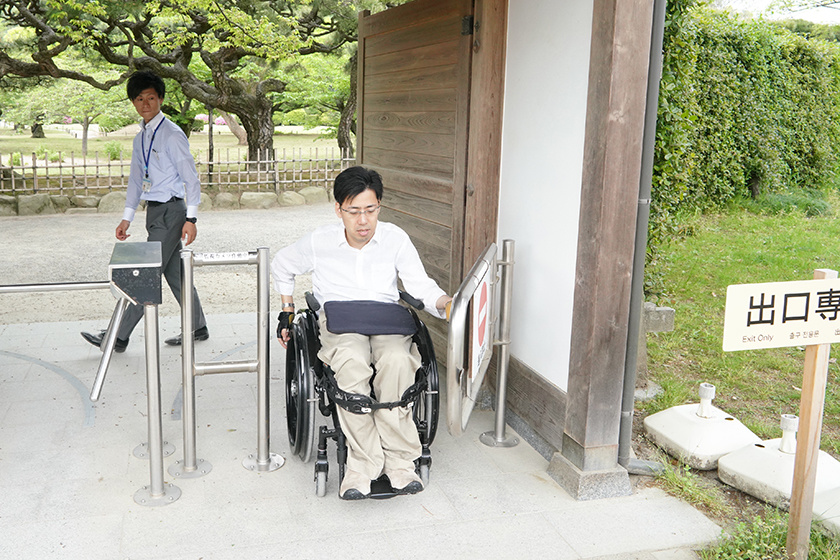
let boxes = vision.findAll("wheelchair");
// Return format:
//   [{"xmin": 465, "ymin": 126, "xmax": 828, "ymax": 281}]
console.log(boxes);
[{"xmin": 284, "ymin": 292, "xmax": 440, "ymax": 498}]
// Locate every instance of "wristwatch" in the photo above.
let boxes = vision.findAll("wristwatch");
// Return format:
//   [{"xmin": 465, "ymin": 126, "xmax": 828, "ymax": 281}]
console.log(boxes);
[{"xmin": 185, "ymin": 217, "xmax": 197, "ymax": 223}]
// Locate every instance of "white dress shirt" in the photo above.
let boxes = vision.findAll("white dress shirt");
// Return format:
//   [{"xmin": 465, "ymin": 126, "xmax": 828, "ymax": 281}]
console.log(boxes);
[
  {"xmin": 271, "ymin": 221, "xmax": 447, "ymax": 319},
  {"xmin": 123, "ymin": 111, "xmax": 202, "ymax": 222}
]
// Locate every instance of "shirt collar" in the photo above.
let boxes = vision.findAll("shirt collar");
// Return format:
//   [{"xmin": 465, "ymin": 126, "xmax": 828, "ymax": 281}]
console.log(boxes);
[
  {"xmin": 335, "ymin": 221, "xmax": 383, "ymax": 248},
  {"xmin": 141, "ymin": 111, "xmax": 165, "ymax": 132}
]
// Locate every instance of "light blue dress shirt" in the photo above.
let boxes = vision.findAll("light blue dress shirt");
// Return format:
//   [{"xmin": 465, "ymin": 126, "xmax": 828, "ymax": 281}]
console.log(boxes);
[{"xmin": 123, "ymin": 111, "xmax": 201, "ymax": 222}]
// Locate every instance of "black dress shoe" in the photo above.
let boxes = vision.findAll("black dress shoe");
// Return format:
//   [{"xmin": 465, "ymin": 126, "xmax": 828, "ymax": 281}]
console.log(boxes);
[
  {"xmin": 81, "ymin": 330, "xmax": 128, "ymax": 353},
  {"xmin": 165, "ymin": 326, "xmax": 210, "ymax": 346}
]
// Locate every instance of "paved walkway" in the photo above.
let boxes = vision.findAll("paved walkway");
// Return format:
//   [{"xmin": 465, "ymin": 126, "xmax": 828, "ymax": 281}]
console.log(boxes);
[{"xmin": 0, "ymin": 207, "xmax": 722, "ymax": 559}]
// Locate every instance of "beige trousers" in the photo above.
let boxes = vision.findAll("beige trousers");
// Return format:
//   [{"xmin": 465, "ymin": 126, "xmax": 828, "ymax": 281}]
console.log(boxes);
[{"xmin": 317, "ymin": 314, "xmax": 422, "ymax": 480}]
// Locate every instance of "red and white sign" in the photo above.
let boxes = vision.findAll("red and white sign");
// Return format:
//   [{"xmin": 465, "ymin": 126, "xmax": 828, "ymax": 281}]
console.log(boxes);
[{"xmin": 471, "ymin": 273, "xmax": 492, "ymax": 380}]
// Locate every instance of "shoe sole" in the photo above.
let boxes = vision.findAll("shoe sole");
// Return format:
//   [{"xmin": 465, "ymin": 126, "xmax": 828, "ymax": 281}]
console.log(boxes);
[
  {"xmin": 393, "ymin": 481, "xmax": 423, "ymax": 495},
  {"xmin": 339, "ymin": 489, "xmax": 369, "ymax": 500}
]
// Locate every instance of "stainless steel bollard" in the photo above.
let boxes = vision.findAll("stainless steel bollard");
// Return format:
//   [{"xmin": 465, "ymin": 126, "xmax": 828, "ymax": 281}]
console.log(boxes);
[
  {"xmin": 480, "ymin": 240, "xmax": 519, "ymax": 448},
  {"xmin": 168, "ymin": 249, "xmax": 212, "ymax": 478},
  {"xmin": 133, "ymin": 304, "xmax": 181, "ymax": 506}
]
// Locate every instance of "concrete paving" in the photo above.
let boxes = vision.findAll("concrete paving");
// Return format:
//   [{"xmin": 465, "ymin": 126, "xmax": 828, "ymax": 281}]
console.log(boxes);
[{"xmin": 0, "ymin": 205, "xmax": 722, "ymax": 559}]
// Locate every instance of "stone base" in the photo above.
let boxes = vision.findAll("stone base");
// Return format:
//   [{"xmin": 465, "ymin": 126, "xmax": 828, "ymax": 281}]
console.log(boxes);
[{"xmin": 547, "ymin": 451, "xmax": 632, "ymax": 501}]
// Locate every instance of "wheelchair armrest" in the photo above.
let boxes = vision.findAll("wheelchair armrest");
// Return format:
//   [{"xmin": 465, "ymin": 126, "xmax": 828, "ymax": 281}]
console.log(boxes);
[{"xmin": 399, "ymin": 290, "xmax": 424, "ymax": 311}]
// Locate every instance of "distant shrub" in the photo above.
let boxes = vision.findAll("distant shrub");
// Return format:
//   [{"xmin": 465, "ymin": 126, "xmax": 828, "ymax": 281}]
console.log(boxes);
[
  {"xmin": 103, "ymin": 141, "xmax": 123, "ymax": 161},
  {"xmin": 8, "ymin": 152, "xmax": 22, "ymax": 166}
]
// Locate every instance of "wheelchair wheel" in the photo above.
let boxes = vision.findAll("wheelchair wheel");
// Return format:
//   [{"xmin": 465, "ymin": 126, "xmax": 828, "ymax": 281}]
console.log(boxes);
[
  {"xmin": 411, "ymin": 314, "xmax": 440, "ymax": 447},
  {"xmin": 285, "ymin": 314, "xmax": 318, "ymax": 463}
]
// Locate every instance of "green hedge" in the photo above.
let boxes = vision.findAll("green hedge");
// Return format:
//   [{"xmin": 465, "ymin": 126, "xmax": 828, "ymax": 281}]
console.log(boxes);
[{"xmin": 649, "ymin": 3, "xmax": 840, "ymax": 287}]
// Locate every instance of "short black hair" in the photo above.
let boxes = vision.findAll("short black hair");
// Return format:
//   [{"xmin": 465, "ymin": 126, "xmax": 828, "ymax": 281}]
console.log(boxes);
[
  {"xmin": 333, "ymin": 166, "xmax": 383, "ymax": 206},
  {"xmin": 126, "ymin": 71, "xmax": 165, "ymax": 101}
]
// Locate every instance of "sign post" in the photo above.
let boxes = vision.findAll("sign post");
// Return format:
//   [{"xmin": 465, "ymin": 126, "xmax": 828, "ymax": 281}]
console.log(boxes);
[{"xmin": 723, "ymin": 269, "xmax": 837, "ymax": 560}]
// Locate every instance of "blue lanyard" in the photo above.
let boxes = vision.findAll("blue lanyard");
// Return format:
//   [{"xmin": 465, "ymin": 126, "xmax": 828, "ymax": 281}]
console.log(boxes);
[{"xmin": 142, "ymin": 118, "xmax": 165, "ymax": 178}]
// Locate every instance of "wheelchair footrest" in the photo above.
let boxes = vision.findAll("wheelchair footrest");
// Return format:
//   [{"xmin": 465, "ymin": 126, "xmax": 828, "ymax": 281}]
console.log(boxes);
[{"xmin": 368, "ymin": 474, "xmax": 400, "ymax": 500}]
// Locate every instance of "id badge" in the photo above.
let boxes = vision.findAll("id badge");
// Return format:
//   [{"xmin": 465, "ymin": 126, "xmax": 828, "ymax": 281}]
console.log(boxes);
[{"xmin": 142, "ymin": 177, "xmax": 152, "ymax": 193}]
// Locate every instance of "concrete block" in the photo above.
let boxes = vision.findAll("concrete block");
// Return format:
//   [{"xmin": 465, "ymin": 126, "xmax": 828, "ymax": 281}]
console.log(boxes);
[
  {"xmin": 644, "ymin": 302, "xmax": 675, "ymax": 333},
  {"xmin": 547, "ymin": 451, "xmax": 632, "ymax": 500}
]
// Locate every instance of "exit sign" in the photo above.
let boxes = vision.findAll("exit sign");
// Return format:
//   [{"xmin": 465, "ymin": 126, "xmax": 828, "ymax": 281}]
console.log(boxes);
[{"xmin": 723, "ymin": 278, "xmax": 840, "ymax": 351}]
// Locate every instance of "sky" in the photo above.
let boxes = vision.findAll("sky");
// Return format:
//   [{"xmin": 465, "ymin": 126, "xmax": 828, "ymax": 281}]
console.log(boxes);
[{"xmin": 716, "ymin": 0, "xmax": 840, "ymax": 23}]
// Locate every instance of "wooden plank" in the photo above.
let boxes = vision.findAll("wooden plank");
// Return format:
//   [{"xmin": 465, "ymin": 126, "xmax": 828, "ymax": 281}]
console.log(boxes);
[
  {"xmin": 365, "ymin": 64, "xmax": 459, "ymax": 94},
  {"xmin": 486, "ymin": 354, "xmax": 567, "ymax": 452},
  {"xmin": 364, "ymin": 130, "xmax": 456, "ymax": 159},
  {"xmin": 787, "ymin": 268, "xmax": 836, "ymax": 560},
  {"xmin": 377, "ymin": 167, "xmax": 453, "ymax": 204},
  {"xmin": 365, "ymin": 12, "xmax": 464, "ymax": 57},
  {"xmin": 381, "ymin": 207, "xmax": 451, "ymax": 252},
  {"xmin": 363, "ymin": 111, "xmax": 457, "ymax": 135},
  {"xmin": 463, "ymin": 0, "xmax": 508, "ymax": 269},
  {"xmin": 366, "ymin": 89, "xmax": 458, "ymax": 113},
  {"xmin": 384, "ymin": 187, "xmax": 453, "ymax": 227},
  {"xmin": 360, "ymin": 0, "xmax": 464, "ymax": 38},
  {"xmin": 362, "ymin": 147, "xmax": 454, "ymax": 182},
  {"xmin": 365, "ymin": 39, "xmax": 461, "ymax": 76}
]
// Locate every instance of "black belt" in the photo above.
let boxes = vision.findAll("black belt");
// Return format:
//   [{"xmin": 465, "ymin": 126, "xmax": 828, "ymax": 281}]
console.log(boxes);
[{"xmin": 146, "ymin": 196, "xmax": 183, "ymax": 207}]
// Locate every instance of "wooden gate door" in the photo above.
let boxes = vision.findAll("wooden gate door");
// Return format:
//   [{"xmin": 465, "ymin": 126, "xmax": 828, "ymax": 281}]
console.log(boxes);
[{"xmin": 357, "ymin": 0, "xmax": 474, "ymax": 296}]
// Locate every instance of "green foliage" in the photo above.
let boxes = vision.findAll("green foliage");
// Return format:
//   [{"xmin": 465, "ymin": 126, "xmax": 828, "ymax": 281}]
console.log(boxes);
[
  {"xmin": 656, "ymin": 459, "xmax": 730, "ymax": 518},
  {"xmin": 699, "ymin": 508, "xmax": 788, "ymax": 559},
  {"xmin": 102, "ymin": 141, "xmax": 123, "ymax": 161},
  {"xmin": 7, "ymin": 152, "xmax": 22, "ymax": 166},
  {"xmin": 650, "ymin": 4, "xmax": 840, "ymax": 294},
  {"xmin": 738, "ymin": 191, "xmax": 831, "ymax": 217}
]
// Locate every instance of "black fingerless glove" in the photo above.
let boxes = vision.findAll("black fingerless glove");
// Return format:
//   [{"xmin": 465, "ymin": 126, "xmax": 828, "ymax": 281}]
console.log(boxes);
[{"xmin": 277, "ymin": 311, "xmax": 294, "ymax": 339}]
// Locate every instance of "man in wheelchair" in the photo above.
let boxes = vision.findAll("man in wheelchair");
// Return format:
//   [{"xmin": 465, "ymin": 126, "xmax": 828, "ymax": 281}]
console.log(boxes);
[{"xmin": 272, "ymin": 166, "xmax": 452, "ymax": 500}]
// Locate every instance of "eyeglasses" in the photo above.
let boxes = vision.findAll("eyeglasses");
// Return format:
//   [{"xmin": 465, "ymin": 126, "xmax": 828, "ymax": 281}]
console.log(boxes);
[{"xmin": 339, "ymin": 205, "xmax": 381, "ymax": 217}]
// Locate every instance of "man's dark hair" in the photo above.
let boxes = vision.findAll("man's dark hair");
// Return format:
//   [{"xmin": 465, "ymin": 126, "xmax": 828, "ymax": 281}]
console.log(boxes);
[
  {"xmin": 126, "ymin": 71, "xmax": 166, "ymax": 101},
  {"xmin": 333, "ymin": 166, "xmax": 383, "ymax": 206}
]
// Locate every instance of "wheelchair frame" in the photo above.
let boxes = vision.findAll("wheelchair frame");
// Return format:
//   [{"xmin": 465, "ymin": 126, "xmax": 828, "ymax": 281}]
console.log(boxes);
[{"xmin": 285, "ymin": 295, "xmax": 440, "ymax": 498}]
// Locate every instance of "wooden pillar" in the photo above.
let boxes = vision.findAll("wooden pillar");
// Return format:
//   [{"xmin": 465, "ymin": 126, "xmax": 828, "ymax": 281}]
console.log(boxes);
[{"xmin": 547, "ymin": 0, "xmax": 655, "ymax": 500}]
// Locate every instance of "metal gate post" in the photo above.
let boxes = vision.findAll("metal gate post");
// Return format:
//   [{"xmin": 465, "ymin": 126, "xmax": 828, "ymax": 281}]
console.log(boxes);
[
  {"xmin": 168, "ymin": 249, "xmax": 212, "ymax": 478},
  {"xmin": 480, "ymin": 239, "xmax": 519, "ymax": 447},
  {"xmin": 134, "ymin": 303, "xmax": 181, "ymax": 506},
  {"xmin": 243, "ymin": 247, "xmax": 285, "ymax": 472}
]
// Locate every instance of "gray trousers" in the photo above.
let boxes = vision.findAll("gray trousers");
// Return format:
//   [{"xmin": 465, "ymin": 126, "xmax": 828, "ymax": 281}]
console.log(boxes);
[{"xmin": 117, "ymin": 199, "xmax": 206, "ymax": 340}]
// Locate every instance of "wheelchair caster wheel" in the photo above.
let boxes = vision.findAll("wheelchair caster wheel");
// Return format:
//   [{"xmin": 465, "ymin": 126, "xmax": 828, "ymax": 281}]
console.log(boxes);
[
  {"xmin": 419, "ymin": 464, "xmax": 429, "ymax": 487},
  {"xmin": 316, "ymin": 471, "xmax": 327, "ymax": 497}
]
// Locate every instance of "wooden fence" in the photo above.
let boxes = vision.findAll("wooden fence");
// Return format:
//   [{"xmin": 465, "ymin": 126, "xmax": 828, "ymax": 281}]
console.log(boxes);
[{"xmin": 0, "ymin": 147, "xmax": 354, "ymax": 196}]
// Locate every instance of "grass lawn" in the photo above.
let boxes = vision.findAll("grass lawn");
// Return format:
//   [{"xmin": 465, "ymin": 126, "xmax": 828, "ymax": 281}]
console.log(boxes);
[
  {"xmin": 0, "ymin": 125, "xmax": 340, "ymax": 161},
  {"xmin": 645, "ymin": 193, "xmax": 840, "ymax": 457}
]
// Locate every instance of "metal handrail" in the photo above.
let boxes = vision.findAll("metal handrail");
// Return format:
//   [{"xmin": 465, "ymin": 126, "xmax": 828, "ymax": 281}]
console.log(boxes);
[{"xmin": 446, "ymin": 243, "xmax": 497, "ymax": 436}]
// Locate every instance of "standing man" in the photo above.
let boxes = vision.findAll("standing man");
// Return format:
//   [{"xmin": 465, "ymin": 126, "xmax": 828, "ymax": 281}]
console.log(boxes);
[
  {"xmin": 273, "ymin": 166, "xmax": 452, "ymax": 500},
  {"xmin": 81, "ymin": 70, "xmax": 208, "ymax": 352}
]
